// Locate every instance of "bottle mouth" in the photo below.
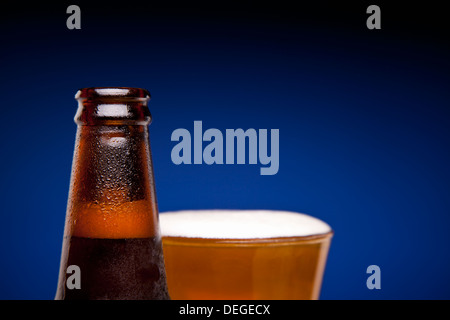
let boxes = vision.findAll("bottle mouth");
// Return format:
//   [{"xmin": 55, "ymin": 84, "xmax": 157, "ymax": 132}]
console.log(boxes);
[
  {"xmin": 74, "ymin": 87, "xmax": 152, "ymax": 125},
  {"xmin": 75, "ymin": 87, "xmax": 151, "ymax": 102}
]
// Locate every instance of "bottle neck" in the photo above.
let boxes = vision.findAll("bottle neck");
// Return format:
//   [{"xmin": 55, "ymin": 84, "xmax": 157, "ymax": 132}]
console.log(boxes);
[
  {"xmin": 74, "ymin": 125, "xmax": 152, "ymax": 201},
  {"xmin": 66, "ymin": 123, "xmax": 159, "ymax": 239}
]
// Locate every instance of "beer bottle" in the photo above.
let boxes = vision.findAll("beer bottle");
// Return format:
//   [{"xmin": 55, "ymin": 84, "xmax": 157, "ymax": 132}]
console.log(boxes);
[{"xmin": 55, "ymin": 87, "xmax": 170, "ymax": 300}]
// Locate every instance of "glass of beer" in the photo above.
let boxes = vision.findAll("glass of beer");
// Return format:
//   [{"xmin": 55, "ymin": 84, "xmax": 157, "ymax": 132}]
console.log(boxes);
[{"xmin": 159, "ymin": 210, "xmax": 333, "ymax": 300}]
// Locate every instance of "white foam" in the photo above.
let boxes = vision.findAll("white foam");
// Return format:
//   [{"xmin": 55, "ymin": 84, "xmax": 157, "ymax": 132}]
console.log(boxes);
[{"xmin": 159, "ymin": 210, "xmax": 331, "ymax": 239}]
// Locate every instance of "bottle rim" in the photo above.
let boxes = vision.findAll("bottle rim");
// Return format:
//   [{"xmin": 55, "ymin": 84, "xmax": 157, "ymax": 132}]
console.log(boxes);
[{"xmin": 75, "ymin": 87, "xmax": 151, "ymax": 102}]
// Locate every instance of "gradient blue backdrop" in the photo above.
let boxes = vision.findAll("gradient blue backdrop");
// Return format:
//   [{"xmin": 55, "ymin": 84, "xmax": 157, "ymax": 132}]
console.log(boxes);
[{"xmin": 0, "ymin": 2, "xmax": 449, "ymax": 299}]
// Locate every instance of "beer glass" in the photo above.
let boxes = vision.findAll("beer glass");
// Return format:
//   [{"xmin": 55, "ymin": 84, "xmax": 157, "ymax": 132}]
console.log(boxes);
[{"xmin": 160, "ymin": 210, "xmax": 333, "ymax": 300}]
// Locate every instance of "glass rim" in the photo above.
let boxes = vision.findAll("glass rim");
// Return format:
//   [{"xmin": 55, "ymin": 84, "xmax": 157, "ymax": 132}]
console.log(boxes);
[{"xmin": 161, "ymin": 230, "xmax": 334, "ymax": 247}]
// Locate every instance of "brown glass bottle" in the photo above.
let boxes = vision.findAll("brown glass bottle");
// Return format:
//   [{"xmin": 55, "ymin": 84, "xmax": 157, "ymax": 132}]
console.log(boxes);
[{"xmin": 55, "ymin": 87, "xmax": 170, "ymax": 300}]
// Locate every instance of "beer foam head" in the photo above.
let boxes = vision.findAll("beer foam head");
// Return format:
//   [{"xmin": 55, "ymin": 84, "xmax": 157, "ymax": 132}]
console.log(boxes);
[{"xmin": 159, "ymin": 210, "xmax": 331, "ymax": 239}]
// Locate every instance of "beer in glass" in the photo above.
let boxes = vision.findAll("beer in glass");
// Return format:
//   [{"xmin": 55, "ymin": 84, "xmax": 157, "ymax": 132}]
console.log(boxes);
[{"xmin": 160, "ymin": 210, "xmax": 332, "ymax": 300}]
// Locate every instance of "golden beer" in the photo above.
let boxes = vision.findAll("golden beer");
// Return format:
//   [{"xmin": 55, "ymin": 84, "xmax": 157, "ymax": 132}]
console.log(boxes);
[{"xmin": 160, "ymin": 210, "xmax": 333, "ymax": 300}]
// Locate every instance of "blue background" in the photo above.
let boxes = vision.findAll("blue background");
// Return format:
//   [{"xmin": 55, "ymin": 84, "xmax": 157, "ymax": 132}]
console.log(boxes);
[{"xmin": 0, "ymin": 2, "xmax": 449, "ymax": 299}]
